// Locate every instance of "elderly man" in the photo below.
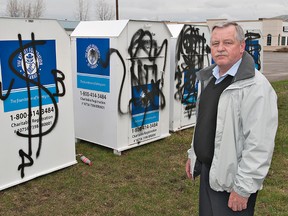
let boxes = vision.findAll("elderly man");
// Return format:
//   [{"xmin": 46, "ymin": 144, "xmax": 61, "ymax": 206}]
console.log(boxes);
[{"xmin": 185, "ymin": 22, "xmax": 278, "ymax": 216}]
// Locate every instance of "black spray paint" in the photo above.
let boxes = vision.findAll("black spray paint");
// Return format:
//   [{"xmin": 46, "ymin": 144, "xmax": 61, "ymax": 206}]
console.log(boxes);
[
  {"xmin": 175, "ymin": 25, "xmax": 210, "ymax": 118},
  {"xmin": 100, "ymin": 29, "xmax": 168, "ymax": 128},
  {"xmin": 1, "ymin": 33, "xmax": 66, "ymax": 178},
  {"xmin": 127, "ymin": 29, "xmax": 168, "ymax": 127},
  {"xmin": 99, "ymin": 48, "xmax": 126, "ymax": 115},
  {"xmin": 245, "ymin": 31, "xmax": 262, "ymax": 70}
]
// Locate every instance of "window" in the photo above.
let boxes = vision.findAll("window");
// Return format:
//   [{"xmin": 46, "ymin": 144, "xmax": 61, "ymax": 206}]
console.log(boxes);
[
  {"xmin": 267, "ymin": 34, "xmax": 272, "ymax": 46},
  {"xmin": 281, "ymin": 36, "xmax": 286, "ymax": 46}
]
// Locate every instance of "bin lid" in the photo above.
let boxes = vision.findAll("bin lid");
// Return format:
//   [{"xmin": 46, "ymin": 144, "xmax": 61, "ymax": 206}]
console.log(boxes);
[
  {"xmin": 0, "ymin": 17, "xmax": 67, "ymax": 39},
  {"xmin": 71, "ymin": 20, "xmax": 129, "ymax": 38},
  {"xmin": 167, "ymin": 23, "xmax": 211, "ymax": 39}
]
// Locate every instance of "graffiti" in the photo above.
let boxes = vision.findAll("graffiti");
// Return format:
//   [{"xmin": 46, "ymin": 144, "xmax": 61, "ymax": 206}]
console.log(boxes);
[
  {"xmin": 245, "ymin": 31, "xmax": 262, "ymax": 70},
  {"xmin": 100, "ymin": 29, "xmax": 168, "ymax": 128},
  {"xmin": 0, "ymin": 80, "xmax": 14, "ymax": 100},
  {"xmin": 98, "ymin": 48, "xmax": 126, "ymax": 114},
  {"xmin": 127, "ymin": 29, "xmax": 168, "ymax": 128},
  {"xmin": 174, "ymin": 25, "xmax": 210, "ymax": 118},
  {"xmin": 0, "ymin": 33, "xmax": 66, "ymax": 178}
]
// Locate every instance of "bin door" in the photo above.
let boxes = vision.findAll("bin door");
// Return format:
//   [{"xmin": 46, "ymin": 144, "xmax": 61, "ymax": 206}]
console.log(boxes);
[
  {"xmin": 126, "ymin": 23, "xmax": 169, "ymax": 145},
  {"xmin": 174, "ymin": 25, "xmax": 211, "ymax": 129}
]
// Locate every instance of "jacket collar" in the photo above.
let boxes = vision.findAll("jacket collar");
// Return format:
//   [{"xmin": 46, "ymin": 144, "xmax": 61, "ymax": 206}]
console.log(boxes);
[{"xmin": 196, "ymin": 51, "xmax": 255, "ymax": 83}]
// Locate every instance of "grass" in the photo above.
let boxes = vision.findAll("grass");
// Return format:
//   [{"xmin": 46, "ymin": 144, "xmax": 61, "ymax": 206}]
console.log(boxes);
[
  {"xmin": 255, "ymin": 80, "xmax": 288, "ymax": 216},
  {"xmin": 0, "ymin": 80, "xmax": 287, "ymax": 216}
]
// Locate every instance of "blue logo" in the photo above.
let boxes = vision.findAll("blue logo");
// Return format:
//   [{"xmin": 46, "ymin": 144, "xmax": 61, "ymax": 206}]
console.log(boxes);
[
  {"xmin": 85, "ymin": 44, "xmax": 100, "ymax": 69},
  {"xmin": 76, "ymin": 38, "xmax": 110, "ymax": 76},
  {"xmin": 16, "ymin": 47, "xmax": 43, "ymax": 80}
]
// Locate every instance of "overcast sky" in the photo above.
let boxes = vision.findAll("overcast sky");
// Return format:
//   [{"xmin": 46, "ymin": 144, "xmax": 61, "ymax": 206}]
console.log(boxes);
[{"xmin": 0, "ymin": 0, "xmax": 288, "ymax": 22}]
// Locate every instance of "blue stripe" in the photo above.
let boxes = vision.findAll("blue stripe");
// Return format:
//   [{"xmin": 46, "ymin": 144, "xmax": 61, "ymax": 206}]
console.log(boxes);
[
  {"xmin": 132, "ymin": 111, "xmax": 159, "ymax": 128},
  {"xmin": 4, "ymin": 86, "xmax": 58, "ymax": 112},
  {"xmin": 77, "ymin": 75, "xmax": 110, "ymax": 93}
]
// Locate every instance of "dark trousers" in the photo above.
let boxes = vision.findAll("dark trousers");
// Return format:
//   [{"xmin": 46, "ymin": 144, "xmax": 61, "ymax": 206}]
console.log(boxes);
[{"xmin": 199, "ymin": 163, "xmax": 258, "ymax": 216}]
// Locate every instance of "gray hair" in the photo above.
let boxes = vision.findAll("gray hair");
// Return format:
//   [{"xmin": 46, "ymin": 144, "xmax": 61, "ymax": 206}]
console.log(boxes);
[{"xmin": 211, "ymin": 22, "xmax": 245, "ymax": 42}]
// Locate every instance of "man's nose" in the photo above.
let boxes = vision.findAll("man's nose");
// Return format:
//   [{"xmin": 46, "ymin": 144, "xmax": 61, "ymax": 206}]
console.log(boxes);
[{"xmin": 217, "ymin": 43, "xmax": 225, "ymax": 51}]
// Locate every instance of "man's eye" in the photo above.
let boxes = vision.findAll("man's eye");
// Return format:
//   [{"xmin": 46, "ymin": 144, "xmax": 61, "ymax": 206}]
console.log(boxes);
[{"xmin": 224, "ymin": 41, "xmax": 233, "ymax": 45}]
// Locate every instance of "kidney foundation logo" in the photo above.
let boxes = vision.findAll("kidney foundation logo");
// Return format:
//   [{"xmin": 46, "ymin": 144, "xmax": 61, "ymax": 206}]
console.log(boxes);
[{"xmin": 16, "ymin": 47, "xmax": 43, "ymax": 80}]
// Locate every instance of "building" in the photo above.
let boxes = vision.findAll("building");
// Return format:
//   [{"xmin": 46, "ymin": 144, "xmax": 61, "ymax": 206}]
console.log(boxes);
[
  {"xmin": 175, "ymin": 15, "xmax": 288, "ymax": 52},
  {"xmin": 261, "ymin": 17, "xmax": 288, "ymax": 51}
]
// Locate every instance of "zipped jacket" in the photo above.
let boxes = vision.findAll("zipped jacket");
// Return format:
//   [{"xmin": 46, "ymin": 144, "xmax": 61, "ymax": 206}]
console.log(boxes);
[{"xmin": 188, "ymin": 52, "xmax": 278, "ymax": 198}]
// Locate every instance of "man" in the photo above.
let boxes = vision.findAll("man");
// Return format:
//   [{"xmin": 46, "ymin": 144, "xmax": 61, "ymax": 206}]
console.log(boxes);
[{"xmin": 185, "ymin": 22, "xmax": 278, "ymax": 215}]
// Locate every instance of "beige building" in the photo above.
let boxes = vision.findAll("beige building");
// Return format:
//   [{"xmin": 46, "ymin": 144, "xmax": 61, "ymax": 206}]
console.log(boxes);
[
  {"xmin": 173, "ymin": 16, "xmax": 288, "ymax": 52},
  {"xmin": 204, "ymin": 16, "xmax": 288, "ymax": 51},
  {"xmin": 261, "ymin": 18, "xmax": 288, "ymax": 51}
]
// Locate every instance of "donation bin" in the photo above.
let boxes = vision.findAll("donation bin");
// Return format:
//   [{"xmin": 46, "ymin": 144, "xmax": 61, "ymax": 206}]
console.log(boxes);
[
  {"xmin": 244, "ymin": 30, "xmax": 263, "ymax": 72},
  {"xmin": 0, "ymin": 18, "xmax": 76, "ymax": 190},
  {"xmin": 235, "ymin": 22, "xmax": 263, "ymax": 72},
  {"xmin": 167, "ymin": 23, "xmax": 211, "ymax": 132},
  {"xmin": 71, "ymin": 20, "xmax": 171, "ymax": 155}
]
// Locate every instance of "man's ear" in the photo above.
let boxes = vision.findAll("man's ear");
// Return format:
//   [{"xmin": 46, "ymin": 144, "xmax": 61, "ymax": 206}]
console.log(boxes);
[{"xmin": 240, "ymin": 41, "xmax": 246, "ymax": 54}]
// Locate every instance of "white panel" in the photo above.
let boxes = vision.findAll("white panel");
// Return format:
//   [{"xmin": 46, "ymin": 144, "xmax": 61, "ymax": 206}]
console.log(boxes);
[
  {"xmin": 0, "ymin": 18, "xmax": 76, "ymax": 190},
  {"xmin": 168, "ymin": 24, "xmax": 212, "ymax": 131}
]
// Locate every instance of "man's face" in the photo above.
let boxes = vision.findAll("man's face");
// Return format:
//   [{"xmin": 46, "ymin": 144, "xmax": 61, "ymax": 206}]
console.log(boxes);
[{"xmin": 210, "ymin": 25, "xmax": 245, "ymax": 74}]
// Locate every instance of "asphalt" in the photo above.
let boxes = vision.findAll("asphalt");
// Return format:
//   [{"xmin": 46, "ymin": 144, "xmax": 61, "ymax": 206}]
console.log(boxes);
[{"xmin": 263, "ymin": 51, "xmax": 288, "ymax": 82}]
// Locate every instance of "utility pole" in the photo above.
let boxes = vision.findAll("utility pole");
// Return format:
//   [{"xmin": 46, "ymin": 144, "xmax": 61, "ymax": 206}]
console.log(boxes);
[{"xmin": 116, "ymin": 0, "xmax": 119, "ymax": 20}]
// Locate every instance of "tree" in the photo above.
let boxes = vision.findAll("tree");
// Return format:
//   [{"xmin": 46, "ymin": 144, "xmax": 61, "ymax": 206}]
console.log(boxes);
[
  {"xmin": 6, "ymin": 0, "xmax": 20, "ymax": 17},
  {"xmin": 95, "ymin": 0, "xmax": 115, "ymax": 20},
  {"xmin": 20, "ymin": 1, "xmax": 32, "ymax": 18},
  {"xmin": 32, "ymin": 0, "xmax": 45, "ymax": 18},
  {"xmin": 6, "ymin": 0, "xmax": 45, "ymax": 18},
  {"xmin": 76, "ymin": 0, "xmax": 90, "ymax": 21}
]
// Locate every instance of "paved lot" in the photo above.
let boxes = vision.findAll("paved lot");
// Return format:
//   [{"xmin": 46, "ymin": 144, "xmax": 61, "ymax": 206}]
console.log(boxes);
[{"xmin": 263, "ymin": 51, "xmax": 288, "ymax": 82}]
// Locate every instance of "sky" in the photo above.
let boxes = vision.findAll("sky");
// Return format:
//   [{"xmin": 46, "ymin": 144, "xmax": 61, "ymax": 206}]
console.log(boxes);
[{"xmin": 0, "ymin": 0, "xmax": 288, "ymax": 22}]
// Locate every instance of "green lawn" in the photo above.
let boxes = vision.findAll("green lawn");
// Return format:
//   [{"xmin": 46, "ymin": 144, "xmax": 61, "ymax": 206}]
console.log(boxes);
[{"xmin": 0, "ymin": 80, "xmax": 287, "ymax": 216}]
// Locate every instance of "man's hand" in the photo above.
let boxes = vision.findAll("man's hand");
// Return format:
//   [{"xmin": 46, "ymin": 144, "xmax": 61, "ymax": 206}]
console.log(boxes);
[
  {"xmin": 228, "ymin": 190, "xmax": 249, "ymax": 211},
  {"xmin": 185, "ymin": 159, "xmax": 193, "ymax": 179}
]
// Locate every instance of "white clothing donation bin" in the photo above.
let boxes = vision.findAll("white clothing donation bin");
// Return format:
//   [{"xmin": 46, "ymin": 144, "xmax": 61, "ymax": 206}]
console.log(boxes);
[
  {"xmin": 71, "ymin": 20, "xmax": 171, "ymax": 155},
  {"xmin": 0, "ymin": 18, "xmax": 77, "ymax": 190},
  {"xmin": 167, "ymin": 24, "xmax": 211, "ymax": 132}
]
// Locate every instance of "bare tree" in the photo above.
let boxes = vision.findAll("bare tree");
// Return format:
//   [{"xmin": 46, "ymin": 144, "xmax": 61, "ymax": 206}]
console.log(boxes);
[
  {"xmin": 6, "ymin": 0, "xmax": 45, "ymax": 18},
  {"xmin": 33, "ymin": 0, "xmax": 45, "ymax": 18},
  {"xmin": 76, "ymin": 0, "xmax": 90, "ymax": 21},
  {"xmin": 6, "ymin": 0, "xmax": 20, "ymax": 17},
  {"xmin": 20, "ymin": 1, "xmax": 33, "ymax": 18},
  {"xmin": 95, "ymin": 0, "xmax": 115, "ymax": 20}
]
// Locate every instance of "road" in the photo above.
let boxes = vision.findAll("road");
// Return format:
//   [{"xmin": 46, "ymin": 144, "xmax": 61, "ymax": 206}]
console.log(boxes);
[{"xmin": 263, "ymin": 51, "xmax": 288, "ymax": 82}]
